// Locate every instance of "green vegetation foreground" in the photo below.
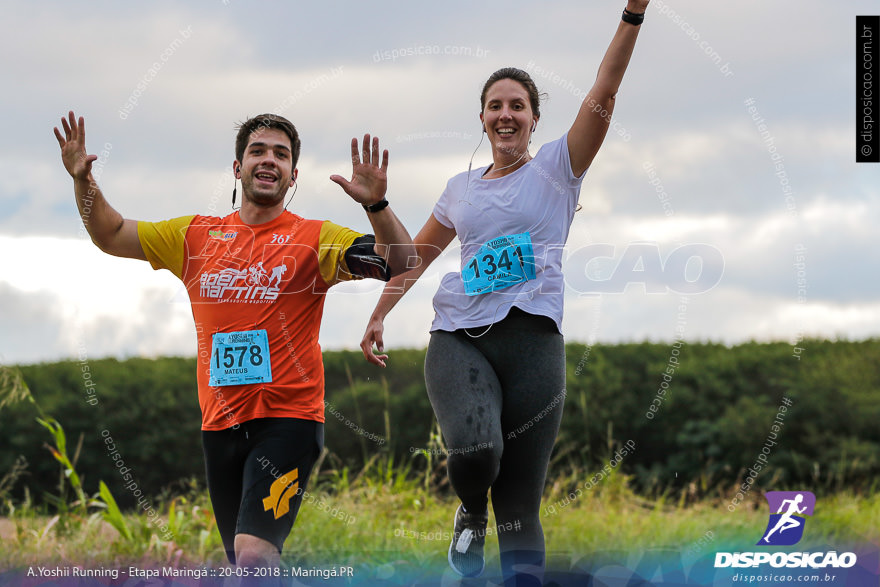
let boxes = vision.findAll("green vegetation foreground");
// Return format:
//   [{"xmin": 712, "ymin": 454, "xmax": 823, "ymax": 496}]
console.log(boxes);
[
  {"xmin": 2, "ymin": 467, "xmax": 878, "ymax": 574},
  {"xmin": 0, "ymin": 339, "xmax": 878, "ymax": 577}
]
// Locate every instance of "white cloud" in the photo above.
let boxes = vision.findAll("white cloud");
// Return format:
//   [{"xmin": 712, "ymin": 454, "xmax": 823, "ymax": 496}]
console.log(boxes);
[{"xmin": 2, "ymin": 0, "xmax": 878, "ymax": 362}]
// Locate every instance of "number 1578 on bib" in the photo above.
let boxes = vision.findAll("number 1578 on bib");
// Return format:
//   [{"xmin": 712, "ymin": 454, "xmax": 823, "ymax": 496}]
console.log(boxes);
[{"xmin": 209, "ymin": 330, "xmax": 273, "ymax": 387}]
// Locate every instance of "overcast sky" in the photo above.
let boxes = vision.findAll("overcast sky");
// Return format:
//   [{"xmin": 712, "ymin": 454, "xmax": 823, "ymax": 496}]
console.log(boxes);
[{"xmin": 2, "ymin": 0, "xmax": 878, "ymax": 365}]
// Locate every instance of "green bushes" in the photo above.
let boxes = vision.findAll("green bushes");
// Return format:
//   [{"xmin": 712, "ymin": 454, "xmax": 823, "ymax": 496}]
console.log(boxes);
[{"xmin": 2, "ymin": 339, "xmax": 878, "ymax": 512}]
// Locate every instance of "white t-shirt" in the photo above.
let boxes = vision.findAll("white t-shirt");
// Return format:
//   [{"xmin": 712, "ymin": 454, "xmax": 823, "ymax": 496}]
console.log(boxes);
[{"xmin": 431, "ymin": 133, "xmax": 585, "ymax": 333}]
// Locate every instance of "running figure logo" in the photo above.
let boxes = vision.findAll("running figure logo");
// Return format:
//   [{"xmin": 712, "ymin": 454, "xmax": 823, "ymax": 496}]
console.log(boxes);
[
  {"xmin": 247, "ymin": 262, "xmax": 287, "ymax": 286},
  {"xmin": 758, "ymin": 491, "xmax": 815, "ymax": 546}
]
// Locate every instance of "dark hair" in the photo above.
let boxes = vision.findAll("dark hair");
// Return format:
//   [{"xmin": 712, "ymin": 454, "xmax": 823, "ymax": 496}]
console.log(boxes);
[
  {"xmin": 480, "ymin": 67, "xmax": 544, "ymax": 118},
  {"xmin": 235, "ymin": 114, "xmax": 301, "ymax": 170}
]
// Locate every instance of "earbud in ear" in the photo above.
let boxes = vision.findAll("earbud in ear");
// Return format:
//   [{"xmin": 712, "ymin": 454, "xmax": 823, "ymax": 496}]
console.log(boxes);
[
  {"xmin": 531, "ymin": 122, "xmax": 537, "ymax": 132},
  {"xmin": 482, "ymin": 124, "xmax": 486, "ymax": 133}
]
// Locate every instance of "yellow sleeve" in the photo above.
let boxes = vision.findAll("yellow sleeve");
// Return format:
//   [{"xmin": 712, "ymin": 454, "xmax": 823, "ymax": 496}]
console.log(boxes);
[
  {"xmin": 318, "ymin": 221, "xmax": 363, "ymax": 286},
  {"xmin": 137, "ymin": 216, "xmax": 195, "ymax": 279}
]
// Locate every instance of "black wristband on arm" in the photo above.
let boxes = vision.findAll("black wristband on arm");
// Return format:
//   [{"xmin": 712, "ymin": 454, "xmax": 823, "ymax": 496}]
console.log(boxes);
[
  {"xmin": 622, "ymin": 8, "xmax": 645, "ymax": 26},
  {"xmin": 362, "ymin": 198, "xmax": 389, "ymax": 213}
]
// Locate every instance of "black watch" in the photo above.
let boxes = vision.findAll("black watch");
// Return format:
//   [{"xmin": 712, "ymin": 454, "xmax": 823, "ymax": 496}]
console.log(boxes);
[{"xmin": 363, "ymin": 198, "xmax": 390, "ymax": 213}]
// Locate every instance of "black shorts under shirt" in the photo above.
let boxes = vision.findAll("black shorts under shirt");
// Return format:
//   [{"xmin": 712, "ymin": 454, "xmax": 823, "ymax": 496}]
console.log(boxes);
[{"xmin": 201, "ymin": 417, "xmax": 323, "ymax": 564}]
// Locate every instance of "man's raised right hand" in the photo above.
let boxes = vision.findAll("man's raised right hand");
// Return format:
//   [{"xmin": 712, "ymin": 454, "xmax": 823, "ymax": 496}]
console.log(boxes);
[{"xmin": 54, "ymin": 110, "xmax": 98, "ymax": 181}]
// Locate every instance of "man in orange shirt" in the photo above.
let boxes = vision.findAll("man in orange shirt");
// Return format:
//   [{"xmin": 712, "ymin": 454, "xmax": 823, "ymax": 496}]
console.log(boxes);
[{"xmin": 54, "ymin": 111, "xmax": 415, "ymax": 574}]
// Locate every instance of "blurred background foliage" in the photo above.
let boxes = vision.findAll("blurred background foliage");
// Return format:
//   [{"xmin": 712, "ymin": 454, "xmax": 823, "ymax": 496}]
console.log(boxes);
[{"xmin": 1, "ymin": 339, "xmax": 878, "ymax": 512}]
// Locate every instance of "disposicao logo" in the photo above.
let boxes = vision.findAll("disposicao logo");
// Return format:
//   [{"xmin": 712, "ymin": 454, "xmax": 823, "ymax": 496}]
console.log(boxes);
[
  {"xmin": 714, "ymin": 490, "xmax": 858, "ymax": 570},
  {"xmin": 759, "ymin": 491, "xmax": 815, "ymax": 546}
]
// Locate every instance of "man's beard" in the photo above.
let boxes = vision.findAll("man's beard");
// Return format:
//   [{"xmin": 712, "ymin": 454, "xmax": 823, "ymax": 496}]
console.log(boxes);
[{"xmin": 241, "ymin": 176, "xmax": 288, "ymax": 208}]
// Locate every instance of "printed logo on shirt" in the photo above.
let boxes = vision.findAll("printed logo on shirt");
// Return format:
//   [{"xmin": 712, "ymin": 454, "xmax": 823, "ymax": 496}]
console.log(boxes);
[
  {"xmin": 262, "ymin": 467, "xmax": 299, "ymax": 519},
  {"xmin": 199, "ymin": 261, "xmax": 287, "ymax": 302},
  {"xmin": 208, "ymin": 230, "xmax": 238, "ymax": 241}
]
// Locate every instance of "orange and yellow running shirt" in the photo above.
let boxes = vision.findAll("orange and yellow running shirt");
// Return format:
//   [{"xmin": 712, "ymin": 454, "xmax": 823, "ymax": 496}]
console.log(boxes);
[{"xmin": 138, "ymin": 210, "xmax": 379, "ymax": 430}]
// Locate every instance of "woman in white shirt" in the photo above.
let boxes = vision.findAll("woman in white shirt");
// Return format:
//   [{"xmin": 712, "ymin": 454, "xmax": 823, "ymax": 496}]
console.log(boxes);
[{"xmin": 361, "ymin": 2, "xmax": 650, "ymax": 582}]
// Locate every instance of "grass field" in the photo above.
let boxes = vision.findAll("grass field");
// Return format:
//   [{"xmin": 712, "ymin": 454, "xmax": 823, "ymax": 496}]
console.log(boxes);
[
  {"xmin": 2, "ymin": 461, "xmax": 878, "ymax": 578},
  {"xmin": 1, "ymin": 369, "xmax": 878, "ymax": 584}
]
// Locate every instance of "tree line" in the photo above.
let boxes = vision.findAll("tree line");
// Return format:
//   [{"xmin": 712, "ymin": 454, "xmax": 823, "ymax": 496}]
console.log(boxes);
[{"xmin": 2, "ymin": 339, "xmax": 877, "ymax": 509}]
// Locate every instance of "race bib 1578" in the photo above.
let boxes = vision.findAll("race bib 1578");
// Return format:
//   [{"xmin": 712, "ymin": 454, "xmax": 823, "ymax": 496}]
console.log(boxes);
[{"xmin": 209, "ymin": 330, "xmax": 272, "ymax": 386}]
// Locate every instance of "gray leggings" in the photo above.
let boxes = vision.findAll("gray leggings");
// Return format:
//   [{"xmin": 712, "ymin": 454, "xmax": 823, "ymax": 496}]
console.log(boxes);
[{"xmin": 425, "ymin": 308, "xmax": 566, "ymax": 562}]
